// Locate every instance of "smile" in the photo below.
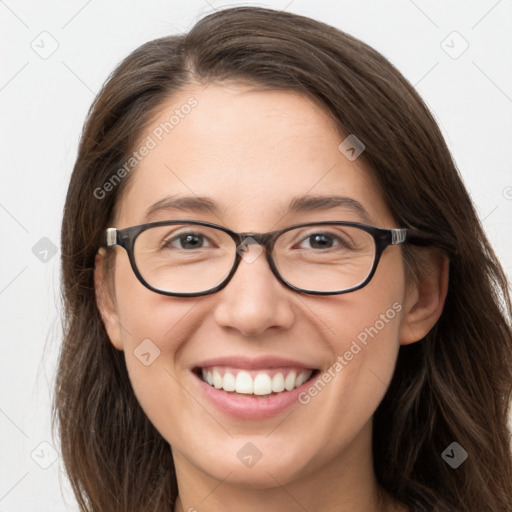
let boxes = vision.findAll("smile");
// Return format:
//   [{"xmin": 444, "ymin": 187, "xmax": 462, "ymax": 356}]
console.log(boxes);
[
  {"xmin": 191, "ymin": 358, "xmax": 320, "ymax": 419},
  {"xmin": 199, "ymin": 366, "xmax": 314, "ymax": 396}
]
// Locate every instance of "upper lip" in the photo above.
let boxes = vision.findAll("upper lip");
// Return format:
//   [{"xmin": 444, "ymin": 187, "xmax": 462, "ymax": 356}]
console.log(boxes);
[{"xmin": 193, "ymin": 356, "xmax": 318, "ymax": 371}]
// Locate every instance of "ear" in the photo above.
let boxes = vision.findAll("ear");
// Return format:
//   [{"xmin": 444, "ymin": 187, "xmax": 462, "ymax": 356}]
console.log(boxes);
[
  {"xmin": 399, "ymin": 249, "xmax": 449, "ymax": 345},
  {"xmin": 94, "ymin": 248, "xmax": 124, "ymax": 351}
]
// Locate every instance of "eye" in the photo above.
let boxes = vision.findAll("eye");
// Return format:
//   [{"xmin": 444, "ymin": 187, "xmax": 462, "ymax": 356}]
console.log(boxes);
[
  {"xmin": 163, "ymin": 232, "xmax": 213, "ymax": 250},
  {"xmin": 301, "ymin": 233, "xmax": 334, "ymax": 249},
  {"xmin": 298, "ymin": 232, "xmax": 349, "ymax": 250},
  {"xmin": 298, "ymin": 231, "xmax": 353, "ymax": 250}
]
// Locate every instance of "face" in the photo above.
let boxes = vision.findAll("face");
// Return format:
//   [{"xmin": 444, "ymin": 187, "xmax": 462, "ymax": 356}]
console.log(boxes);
[{"xmin": 98, "ymin": 83, "xmax": 417, "ymax": 490}]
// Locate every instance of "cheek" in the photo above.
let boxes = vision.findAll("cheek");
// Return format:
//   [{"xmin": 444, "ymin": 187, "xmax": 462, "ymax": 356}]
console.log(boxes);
[
  {"xmin": 114, "ymin": 292, "xmax": 208, "ymax": 445},
  {"xmin": 295, "ymin": 251, "xmax": 406, "ymax": 439},
  {"xmin": 303, "ymin": 290, "xmax": 403, "ymax": 403},
  {"xmin": 330, "ymin": 297, "xmax": 403, "ymax": 404},
  {"xmin": 113, "ymin": 252, "xmax": 202, "ymax": 344},
  {"xmin": 333, "ymin": 250, "xmax": 406, "ymax": 392},
  {"xmin": 112, "ymin": 255, "xmax": 204, "ymax": 414},
  {"xmin": 313, "ymin": 246, "xmax": 405, "ymax": 361}
]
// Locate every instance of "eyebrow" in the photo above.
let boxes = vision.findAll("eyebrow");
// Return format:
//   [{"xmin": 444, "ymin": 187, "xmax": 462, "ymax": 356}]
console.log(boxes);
[
  {"xmin": 287, "ymin": 195, "xmax": 373, "ymax": 223},
  {"xmin": 144, "ymin": 194, "xmax": 373, "ymax": 223},
  {"xmin": 145, "ymin": 195, "xmax": 222, "ymax": 219}
]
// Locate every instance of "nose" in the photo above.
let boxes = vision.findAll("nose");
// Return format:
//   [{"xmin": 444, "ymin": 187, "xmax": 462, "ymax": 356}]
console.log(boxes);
[{"xmin": 213, "ymin": 243, "xmax": 296, "ymax": 337}]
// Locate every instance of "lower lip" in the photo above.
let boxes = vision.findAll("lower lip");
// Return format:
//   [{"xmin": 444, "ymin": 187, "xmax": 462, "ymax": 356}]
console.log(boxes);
[{"xmin": 193, "ymin": 371, "xmax": 316, "ymax": 420}]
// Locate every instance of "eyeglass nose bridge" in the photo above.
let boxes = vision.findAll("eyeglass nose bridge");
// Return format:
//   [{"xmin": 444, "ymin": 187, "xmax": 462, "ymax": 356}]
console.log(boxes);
[
  {"xmin": 228, "ymin": 231, "xmax": 289, "ymax": 292},
  {"xmin": 235, "ymin": 232, "xmax": 275, "ymax": 254}
]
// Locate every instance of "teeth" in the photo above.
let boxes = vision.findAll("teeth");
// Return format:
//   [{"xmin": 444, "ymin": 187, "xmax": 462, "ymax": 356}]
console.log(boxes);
[
  {"xmin": 253, "ymin": 374, "xmax": 272, "ymax": 395},
  {"xmin": 295, "ymin": 371, "xmax": 308, "ymax": 387},
  {"xmin": 235, "ymin": 371, "xmax": 253, "ymax": 394},
  {"xmin": 271, "ymin": 373, "xmax": 285, "ymax": 392},
  {"xmin": 223, "ymin": 372, "xmax": 235, "ymax": 391},
  {"xmin": 284, "ymin": 371, "xmax": 296, "ymax": 391},
  {"xmin": 213, "ymin": 369, "xmax": 223, "ymax": 389},
  {"xmin": 201, "ymin": 367, "xmax": 313, "ymax": 396}
]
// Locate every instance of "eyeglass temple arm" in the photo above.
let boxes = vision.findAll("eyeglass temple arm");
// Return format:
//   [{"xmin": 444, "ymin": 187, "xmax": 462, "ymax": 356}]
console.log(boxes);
[
  {"xmin": 106, "ymin": 228, "xmax": 118, "ymax": 246},
  {"xmin": 390, "ymin": 228, "xmax": 432, "ymax": 247},
  {"xmin": 391, "ymin": 228, "xmax": 407, "ymax": 245}
]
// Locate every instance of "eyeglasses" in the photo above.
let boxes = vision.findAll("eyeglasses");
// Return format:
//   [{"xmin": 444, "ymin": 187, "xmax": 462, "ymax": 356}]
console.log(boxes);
[{"xmin": 104, "ymin": 220, "xmax": 425, "ymax": 297}]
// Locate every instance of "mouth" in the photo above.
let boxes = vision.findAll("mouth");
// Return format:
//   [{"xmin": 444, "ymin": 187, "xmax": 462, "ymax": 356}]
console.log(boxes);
[
  {"xmin": 190, "ymin": 356, "xmax": 322, "ymax": 419},
  {"xmin": 192, "ymin": 366, "xmax": 320, "ymax": 397}
]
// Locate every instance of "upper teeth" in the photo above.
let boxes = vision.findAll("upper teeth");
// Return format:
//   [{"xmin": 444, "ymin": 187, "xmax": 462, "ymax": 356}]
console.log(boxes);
[{"xmin": 201, "ymin": 367, "xmax": 313, "ymax": 396}]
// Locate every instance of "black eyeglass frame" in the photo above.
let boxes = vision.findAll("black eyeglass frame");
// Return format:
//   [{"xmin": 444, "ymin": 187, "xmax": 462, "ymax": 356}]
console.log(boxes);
[{"xmin": 104, "ymin": 219, "xmax": 427, "ymax": 297}]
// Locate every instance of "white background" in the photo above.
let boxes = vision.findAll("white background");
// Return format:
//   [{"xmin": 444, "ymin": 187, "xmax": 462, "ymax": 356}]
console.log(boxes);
[{"xmin": 1, "ymin": 1, "xmax": 511, "ymax": 510}]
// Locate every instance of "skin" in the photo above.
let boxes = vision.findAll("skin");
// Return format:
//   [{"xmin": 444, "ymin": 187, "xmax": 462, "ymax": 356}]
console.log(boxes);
[{"xmin": 95, "ymin": 83, "xmax": 448, "ymax": 512}]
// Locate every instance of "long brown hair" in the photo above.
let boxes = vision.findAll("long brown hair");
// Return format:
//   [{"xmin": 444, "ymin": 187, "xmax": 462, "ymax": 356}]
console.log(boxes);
[{"xmin": 54, "ymin": 6, "xmax": 512, "ymax": 511}]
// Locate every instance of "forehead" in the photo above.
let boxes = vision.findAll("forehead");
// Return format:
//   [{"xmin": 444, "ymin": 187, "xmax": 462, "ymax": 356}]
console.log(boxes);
[{"xmin": 115, "ymin": 83, "xmax": 393, "ymax": 229}]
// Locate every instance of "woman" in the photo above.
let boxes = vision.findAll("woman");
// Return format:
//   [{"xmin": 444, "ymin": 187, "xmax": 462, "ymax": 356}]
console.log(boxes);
[{"xmin": 54, "ymin": 6, "xmax": 512, "ymax": 512}]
